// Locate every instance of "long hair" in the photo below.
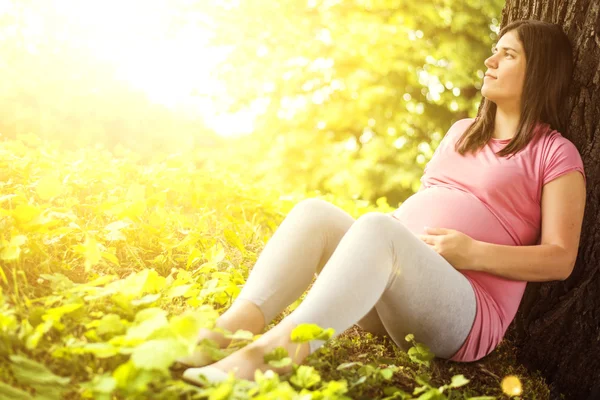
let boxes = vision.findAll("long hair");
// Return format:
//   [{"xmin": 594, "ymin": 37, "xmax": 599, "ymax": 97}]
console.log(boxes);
[{"xmin": 455, "ymin": 20, "xmax": 574, "ymax": 157}]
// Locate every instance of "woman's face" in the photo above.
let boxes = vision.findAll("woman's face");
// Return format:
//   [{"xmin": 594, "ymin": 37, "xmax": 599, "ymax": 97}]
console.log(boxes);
[{"xmin": 481, "ymin": 30, "xmax": 527, "ymax": 108}]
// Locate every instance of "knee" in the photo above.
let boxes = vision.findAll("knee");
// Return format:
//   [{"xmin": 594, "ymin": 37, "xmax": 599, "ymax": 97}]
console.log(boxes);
[
  {"xmin": 287, "ymin": 198, "xmax": 334, "ymax": 228},
  {"xmin": 293, "ymin": 197, "xmax": 331, "ymax": 213},
  {"xmin": 353, "ymin": 212, "xmax": 413, "ymax": 237},
  {"xmin": 353, "ymin": 212, "xmax": 394, "ymax": 230}
]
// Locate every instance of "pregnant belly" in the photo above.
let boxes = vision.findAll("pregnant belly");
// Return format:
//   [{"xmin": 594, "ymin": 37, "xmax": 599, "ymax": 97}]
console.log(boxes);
[
  {"xmin": 391, "ymin": 186, "xmax": 515, "ymax": 246},
  {"xmin": 393, "ymin": 186, "xmax": 527, "ymax": 333}
]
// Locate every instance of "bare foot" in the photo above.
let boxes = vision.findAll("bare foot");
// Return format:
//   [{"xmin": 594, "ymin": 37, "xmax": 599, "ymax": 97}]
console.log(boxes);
[
  {"xmin": 175, "ymin": 327, "xmax": 233, "ymax": 368},
  {"xmin": 176, "ymin": 299, "xmax": 267, "ymax": 367},
  {"xmin": 186, "ymin": 317, "xmax": 311, "ymax": 381}
]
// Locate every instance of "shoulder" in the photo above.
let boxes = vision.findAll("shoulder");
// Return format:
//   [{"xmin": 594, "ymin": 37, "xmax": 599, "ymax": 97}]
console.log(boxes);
[
  {"xmin": 535, "ymin": 127, "xmax": 585, "ymax": 185},
  {"xmin": 445, "ymin": 118, "xmax": 476, "ymax": 141},
  {"xmin": 449, "ymin": 118, "xmax": 476, "ymax": 134},
  {"xmin": 536, "ymin": 127, "xmax": 581, "ymax": 158},
  {"xmin": 546, "ymin": 130, "xmax": 577, "ymax": 148}
]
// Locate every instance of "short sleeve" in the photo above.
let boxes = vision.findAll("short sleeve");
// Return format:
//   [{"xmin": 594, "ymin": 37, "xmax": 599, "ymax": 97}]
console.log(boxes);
[{"xmin": 542, "ymin": 136, "xmax": 586, "ymax": 186}]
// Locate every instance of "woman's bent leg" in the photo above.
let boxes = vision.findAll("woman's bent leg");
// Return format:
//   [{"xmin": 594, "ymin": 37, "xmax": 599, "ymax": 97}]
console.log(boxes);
[
  {"xmin": 373, "ymin": 225, "xmax": 477, "ymax": 359},
  {"xmin": 355, "ymin": 306, "xmax": 390, "ymax": 338},
  {"xmin": 284, "ymin": 212, "xmax": 476, "ymax": 359},
  {"xmin": 234, "ymin": 198, "xmax": 356, "ymax": 326}
]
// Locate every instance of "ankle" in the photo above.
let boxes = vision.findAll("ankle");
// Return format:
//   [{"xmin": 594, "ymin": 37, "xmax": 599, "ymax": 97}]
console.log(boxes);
[
  {"xmin": 219, "ymin": 299, "xmax": 266, "ymax": 335},
  {"xmin": 195, "ymin": 326, "xmax": 231, "ymax": 349}
]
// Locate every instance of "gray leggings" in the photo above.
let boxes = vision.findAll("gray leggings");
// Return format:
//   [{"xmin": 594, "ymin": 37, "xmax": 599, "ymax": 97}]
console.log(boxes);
[{"xmin": 235, "ymin": 198, "xmax": 477, "ymax": 359}]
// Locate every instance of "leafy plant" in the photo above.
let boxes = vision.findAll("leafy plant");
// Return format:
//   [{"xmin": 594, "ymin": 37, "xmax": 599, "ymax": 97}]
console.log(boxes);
[{"xmin": 0, "ymin": 134, "xmax": 545, "ymax": 399}]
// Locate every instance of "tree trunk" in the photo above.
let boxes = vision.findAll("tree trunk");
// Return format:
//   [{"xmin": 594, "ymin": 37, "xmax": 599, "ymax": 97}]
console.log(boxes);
[{"xmin": 500, "ymin": 1, "xmax": 600, "ymax": 399}]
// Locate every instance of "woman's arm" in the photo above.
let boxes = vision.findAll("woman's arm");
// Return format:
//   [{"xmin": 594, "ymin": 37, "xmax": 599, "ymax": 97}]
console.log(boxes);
[{"xmin": 470, "ymin": 170, "xmax": 586, "ymax": 281}]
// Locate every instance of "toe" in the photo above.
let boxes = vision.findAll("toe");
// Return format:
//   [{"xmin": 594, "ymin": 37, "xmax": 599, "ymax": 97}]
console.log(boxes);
[
  {"xmin": 176, "ymin": 349, "xmax": 215, "ymax": 368},
  {"xmin": 182, "ymin": 366, "xmax": 231, "ymax": 386}
]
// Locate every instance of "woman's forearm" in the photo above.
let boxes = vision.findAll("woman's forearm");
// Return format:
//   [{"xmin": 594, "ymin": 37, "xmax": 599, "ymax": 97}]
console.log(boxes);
[{"xmin": 469, "ymin": 240, "xmax": 573, "ymax": 282}]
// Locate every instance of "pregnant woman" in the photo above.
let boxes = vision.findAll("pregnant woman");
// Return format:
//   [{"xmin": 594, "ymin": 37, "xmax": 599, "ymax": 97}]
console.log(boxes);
[{"xmin": 181, "ymin": 19, "xmax": 587, "ymax": 385}]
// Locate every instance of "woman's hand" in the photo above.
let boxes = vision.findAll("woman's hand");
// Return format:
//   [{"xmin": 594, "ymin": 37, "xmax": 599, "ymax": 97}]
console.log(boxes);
[{"xmin": 418, "ymin": 227, "xmax": 477, "ymax": 270}]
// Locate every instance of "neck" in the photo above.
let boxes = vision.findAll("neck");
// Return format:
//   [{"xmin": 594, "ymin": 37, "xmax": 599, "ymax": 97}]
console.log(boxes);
[{"xmin": 493, "ymin": 103, "xmax": 520, "ymax": 140}]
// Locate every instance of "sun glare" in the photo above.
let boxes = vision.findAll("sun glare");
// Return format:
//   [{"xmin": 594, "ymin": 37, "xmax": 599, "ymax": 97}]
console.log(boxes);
[{"xmin": 43, "ymin": 0, "xmax": 255, "ymax": 137}]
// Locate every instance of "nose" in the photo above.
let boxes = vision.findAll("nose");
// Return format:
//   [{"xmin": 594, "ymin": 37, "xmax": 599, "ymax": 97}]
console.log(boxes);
[{"xmin": 484, "ymin": 53, "xmax": 498, "ymax": 69}]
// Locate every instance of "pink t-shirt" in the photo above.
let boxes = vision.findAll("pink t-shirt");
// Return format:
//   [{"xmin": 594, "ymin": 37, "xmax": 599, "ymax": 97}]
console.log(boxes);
[{"xmin": 391, "ymin": 118, "xmax": 585, "ymax": 362}]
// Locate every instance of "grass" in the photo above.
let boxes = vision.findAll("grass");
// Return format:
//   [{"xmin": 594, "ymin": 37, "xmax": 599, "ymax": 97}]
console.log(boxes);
[{"xmin": 0, "ymin": 135, "xmax": 553, "ymax": 399}]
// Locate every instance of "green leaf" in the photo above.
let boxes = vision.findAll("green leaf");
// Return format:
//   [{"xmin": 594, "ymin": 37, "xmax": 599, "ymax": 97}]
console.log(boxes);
[
  {"xmin": 13, "ymin": 204, "xmax": 40, "ymax": 223},
  {"xmin": 93, "ymin": 375, "xmax": 117, "ymax": 393},
  {"xmin": 166, "ymin": 283, "xmax": 193, "ymax": 298},
  {"xmin": 224, "ymin": 228, "xmax": 246, "ymax": 253},
  {"xmin": 407, "ymin": 343, "xmax": 435, "ymax": 367},
  {"xmin": 72, "ymin": 342, "xmax": 119, "ymax": 358},
  {"xmin": 268, "ymin": 358, "xmax": 292, "ymax": 368},
  {"xmin": 0, "ymin": 381, "xmax": 34, "ymax": 400},
  {"xmin": 10, "ymin": 355, "xmax": 70, "ymax": 387},
  {"xmin": 105, "ymin": 230, "xmax": 126, "ymax": 241},
  {"xmin": 204, "ymin": 382, "xmax": 233, "ymax": 399},
  {"xmin": 73, "ymin": 236, "xmax": 102, "ymax": 272},
  {"xmin": 26, "ymin": 320, "xmax": 54, "ymax": 350},
  {"xmin": 416, "ymin": 387, "xmax": 445, "ymax": 400},
  {"xmin": 84, "ymin": 274, "xmax": 117, "ymax": 287},
  {"xmin": 263, "ymin": 347, "xmax": 292, "ymax": 368},
  {"xmin": 322, "ymin": 380, "xmax": 349, "ymax": 396},
  {"xmin": 337, "ymin": 361, "xmax": 363, "ymax": 370},
  {"xmin": 112, "ymin": 360, "xmax": 155, "ymax": 392},
  {"xmin": 131, "ymin": 293, "xmax": 161, "ymax": 306},
  {"xmin": 90, "ymin": 314, "xmax": 126, "ymax": 336},
  {"xmin": 449, "ymin": 374, "xmax": 470, "ymax": 388},
  {"xmin": 43, "ymin": 303, "xmax": 83, "ymax": 322},
  {"xmin": 254, "ymin": 369, "xmax": 281, "ymax": 388},
  {"xmin": 186, "ymin": 247, "xmax": 203, "ymax": 269},
  {"xmin": 9, "ymin": 355, "xmax": 70, "ymax": 399},
  {"xmin": 290, "ymin": 365, "xmax": 321, "ymax": 389},
  {"xmin": 1, "ymin": 235, "xmax": 28, "ymax": 261},
  {"xmin": 290, "ymin": 323, "xmax": 335, "ymax": 343},
  {"xmin": 0, "ymin": 309, "xmax": 17, "ymax": 331},
  {"xmin": 10, "ymin": 235, "xmax": 27, "ymax": 246},
  {"xmin": 168, "ymin": 312, "xmax": 204, "ymax": 342},
  {"xmin": 223, "ymin": 329, "xmax": 254, "ymax": 341},
  {"xmin": 383, "ymin": 386, "xmax": 411, "ymax": 399},
  {"xmin": 39, "ymin": 273, "xmax": 74, "ymax": 290},
  {"xmin": 105, "ymin": 220, "xmax": 131, "ymax": 231},
  {"xmin": 125, "ymin": 308, "xmax": 168, "ymax": 340},
  {"xmin": 413, "ymin": 385, "xmax": 429, "ymax": 395},
  {"xmin": 134, "ymin": 307, "xmax": 166, "ymax": 323},
  {"xmin": 107, "ymin": 269, "xmax": 166, "ymax": 298},
  {"xmin": 101, "ymin": 251, "xmax": 120, "ymax": 265},
  {"xmin": 380, "ymin": 368, "xmax": 394, "ymax": 380},
  {"xmin": 263, "ymin": 347, "xmax": 288, "ymax": 362},
  {"xmin": 80, "ymin": 373, "xmax": 116, "ymax": 398},
  {"xmin": 353, "ymin": 375, "xmax": 367, "ymax": 386},
  {"xmin": 131, "ymin": 339, "xmax": 188, "ymax": 372}
]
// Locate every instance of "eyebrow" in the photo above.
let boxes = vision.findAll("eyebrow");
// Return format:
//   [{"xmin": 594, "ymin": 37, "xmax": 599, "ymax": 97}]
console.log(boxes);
[{"xmin": 493, "ymin": 46, "xmax": 520, "ymax": 53}]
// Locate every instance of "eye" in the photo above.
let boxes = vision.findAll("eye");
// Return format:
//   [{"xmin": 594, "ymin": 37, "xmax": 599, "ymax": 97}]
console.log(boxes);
[{"xmin": 505, "ymin": 53, "xmax": 514, "ymax": 58}]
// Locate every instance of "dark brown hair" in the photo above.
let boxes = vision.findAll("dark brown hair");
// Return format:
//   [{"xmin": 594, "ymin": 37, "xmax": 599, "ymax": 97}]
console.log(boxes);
[{"xmin": 455, "ymin": 20, "xmax": 574, "ymax": 157}]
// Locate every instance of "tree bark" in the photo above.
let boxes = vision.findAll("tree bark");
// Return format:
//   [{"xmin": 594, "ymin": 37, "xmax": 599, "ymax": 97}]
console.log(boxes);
[{"xmin": 500, "ymin": 1, "xmax": 600, "ymax": 399}]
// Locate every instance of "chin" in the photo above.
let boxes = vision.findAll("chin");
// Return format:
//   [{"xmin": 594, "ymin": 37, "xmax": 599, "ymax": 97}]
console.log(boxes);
[{"xmin": 480, "ymin": 88, "xmax": 498, "ymax": 103}]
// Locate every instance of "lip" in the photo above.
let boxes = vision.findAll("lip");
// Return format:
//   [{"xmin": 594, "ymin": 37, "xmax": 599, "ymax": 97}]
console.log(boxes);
[{"xmin": 484, "ymin": 73, "xmax": 497, "ymax": 79}]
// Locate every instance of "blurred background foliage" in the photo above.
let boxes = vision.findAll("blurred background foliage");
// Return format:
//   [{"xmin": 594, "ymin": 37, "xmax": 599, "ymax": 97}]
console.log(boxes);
[{"xmin": 0, "ymin": 0, "xmax": 503, "ymax": 208}]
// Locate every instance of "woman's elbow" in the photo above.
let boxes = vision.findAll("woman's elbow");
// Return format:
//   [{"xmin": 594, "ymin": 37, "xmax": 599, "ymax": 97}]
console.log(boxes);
[{"xmin": 559, "ymin": 253, "xmax": 577, "ymax": 281}]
